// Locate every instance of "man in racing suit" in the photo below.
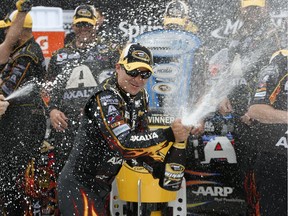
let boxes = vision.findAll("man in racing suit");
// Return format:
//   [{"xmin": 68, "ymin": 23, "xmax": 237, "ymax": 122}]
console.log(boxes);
[
  {"xmin": 213, "ymin": 1, "xmax": 281, "ymax": 214},
  {"xmin": 0, "ymin": 7, "xmax": 47, "ymax": 215},
  {"xmin": 246, "ymin": 49, "xmax": 287, "ymax": 215},
  {"xmin": 47, "ymin": 4, "xmax": 119, "ymax": 175},
  {"xmin": 0, "ymin": 0, "xmax": 32, "ymax": 117},
  {"xmin": 57, "ymin": 43, "xmax": 192, "ymax": 215}
]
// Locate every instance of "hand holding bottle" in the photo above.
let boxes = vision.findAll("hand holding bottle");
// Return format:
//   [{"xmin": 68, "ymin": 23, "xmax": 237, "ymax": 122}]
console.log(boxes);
[{"xmin": 171, "ymin": 118, "xmax": 191, "ymax": 142}]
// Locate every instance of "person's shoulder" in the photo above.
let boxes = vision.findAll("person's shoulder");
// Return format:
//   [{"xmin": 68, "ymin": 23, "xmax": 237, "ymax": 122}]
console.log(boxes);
[
  {"xmin": 102, "ymin": 76, "xmax": 118, "ymax": 91},
  {"xmin": 49, "ymin": 44, "xmax": 76, "ymax": 63},
  {"xmin": 270, "ymin": 50, "xmax": 288, "ymax": 62},
  {"xmin": 97, "ymin": 32, "xmax": 122, "ymax": 51},
  {"xmin": 269, "ymin": 50, "xmax": 288, "ymax": 77},
  {"xmin": 51, "ymin": 44, "xmax": 74, "ymax": 56},
  {"xmin": 88, "ymin": 79, "xmax": 119, "ymax": 106},
  {"xmin": 24, "ymin": 37, "xmax": 43, "ymax": 53},
  {"xmin": 15, "ymin": 38, "xmax": 44, "ymax": 63},
  {"xmin": 94, "ymin": 40, "xmax": 120, "ymax": 55},
  {"xmin": 258, "ymin": 20, "xmax": 278, "ymax": 40},
  {"xmin": 90, "ymin": 76, "xmax": 115, "ymax": 95},
  {"xmin": 64, "ymin": 32, "xmax": 75, "ymax": 45}
]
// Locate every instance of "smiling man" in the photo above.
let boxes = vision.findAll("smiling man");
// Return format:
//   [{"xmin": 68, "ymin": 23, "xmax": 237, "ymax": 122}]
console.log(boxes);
[
  {"xmin": 47, "ymin": 4, "xmax": 119, "ymax": 177},
  {"xmin": 57, "ymin": 43, "xmax": 193, "ymax": 215}
]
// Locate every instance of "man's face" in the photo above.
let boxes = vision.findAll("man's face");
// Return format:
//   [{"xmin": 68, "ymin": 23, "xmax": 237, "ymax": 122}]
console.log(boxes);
[
  {"xmin": 73, "ymin": 22, "xmax": 96, "ymax": 45},
  {"xmin": 239, "ymin": 6, "xmax": 268, "ymax": 35},
  {"xmin": 116, "ymin": 64, "xmax": 151, "ymax": 96},
  {"xmin": 240, "ymin": 6, "xmax": 266, "ymax": 24}
]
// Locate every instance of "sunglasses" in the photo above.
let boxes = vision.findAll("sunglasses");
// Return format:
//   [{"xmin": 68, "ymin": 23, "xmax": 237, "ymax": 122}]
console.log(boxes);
[
  {"xmin": 125, "ymin": 68, "xmax": 152, "ymax": 79},
  {"xmin": 75, "ymin": 22, "xmax": 94, "ymax": 28}
]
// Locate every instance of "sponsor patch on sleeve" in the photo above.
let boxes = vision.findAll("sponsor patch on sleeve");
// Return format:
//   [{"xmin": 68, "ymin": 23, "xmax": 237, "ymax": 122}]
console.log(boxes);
[
  {"xmin": 56, "ymin": 53, "xmax": 68, "ymax": 61},
  {"xmin": 254, "ymin": 91, "xmax": 266, "ymax": 98},
  {"xmin": 110, "ymin": 120, "xmax": 125, "ymax": 129},
  {"xmin": 112, "ymin": 124, "xmax": 130, "ymax": 136},
  {"xmin": 108, "ymin": 105, "xmax": 119, "ymax": 115},
  {"xmin": 254, "ymin": 84, "xmax": 267, "ymax": 100},
  {"xmin": 100, "ymin": 95, "xmax": 119, "ymax": 106}
]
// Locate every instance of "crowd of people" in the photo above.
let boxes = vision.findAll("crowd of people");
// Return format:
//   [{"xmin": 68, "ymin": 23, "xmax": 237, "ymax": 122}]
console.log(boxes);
[{"xmin": 0, "ymin": 0, "xmax": 287, "ymax": 215}]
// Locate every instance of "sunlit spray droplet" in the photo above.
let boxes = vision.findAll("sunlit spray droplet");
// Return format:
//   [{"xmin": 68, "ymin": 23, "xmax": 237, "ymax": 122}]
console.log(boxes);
[
  {"xmin": 4, "ymin": 83, "xmax": 35, "ymax": 101},
  {"xmin": 178, "ymin": 48, "xmax": 228, "ymax": 126},
  {"xmin": 180, "ymin": 44, "xmax": 268, "ymax": 127},
  {"xmin": 181, "ymin": 71, "xmax": 234, "ymax": 126}
]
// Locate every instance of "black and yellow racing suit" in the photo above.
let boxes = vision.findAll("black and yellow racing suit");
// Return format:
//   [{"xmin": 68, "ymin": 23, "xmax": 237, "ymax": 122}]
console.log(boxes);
[
  {"xmin": 247, "ymin": 50, "xmax": 288, "ymax": 215},
  {"xmin": 47, "ymin": 40, "xmax": 119, "ymax": 175},
  {"xmin": 58, "ymin": 75, "xmax": 176, "ymax": 215},
  {"xmin": 0, "ymin": 36, "xmax": 47, "ymax": 214}
]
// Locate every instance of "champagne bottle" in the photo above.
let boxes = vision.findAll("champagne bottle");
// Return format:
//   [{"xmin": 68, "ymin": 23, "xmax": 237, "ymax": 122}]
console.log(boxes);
[{"xmin": 158, "ymin": 142, "xmax": 186, "ymax": 191}]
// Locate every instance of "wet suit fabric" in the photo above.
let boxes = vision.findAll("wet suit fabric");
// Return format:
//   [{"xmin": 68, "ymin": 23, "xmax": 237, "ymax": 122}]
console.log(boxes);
[
  {"xmin": 249, "ymin": 50, "xmax": 287, "ymax": 215},
  {"xmin": 0, "ymin": 36, "xmax": 47, "ymax": 215},
  {"xmin": 58, "ymin": 75, "xmax": 175, "ymax": 215},
  {"xmin": 47, "ymin": 41, "xmax": 118, "ymax": 175}
]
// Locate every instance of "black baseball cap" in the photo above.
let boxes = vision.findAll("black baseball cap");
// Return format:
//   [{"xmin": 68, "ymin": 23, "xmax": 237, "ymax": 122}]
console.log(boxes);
[
  {"xmin": 118, "ymin": 43, "xmax": 154, "ymax": 73},
  {"xmin": 73, "ymin": 5, "xmax": 97, "ymax": 26}
]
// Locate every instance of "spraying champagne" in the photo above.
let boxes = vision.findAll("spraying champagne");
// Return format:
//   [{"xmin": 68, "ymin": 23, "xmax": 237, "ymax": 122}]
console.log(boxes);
[{"xmin": 4, "ymin": 83, "xmax": 35, "ymax": 101}]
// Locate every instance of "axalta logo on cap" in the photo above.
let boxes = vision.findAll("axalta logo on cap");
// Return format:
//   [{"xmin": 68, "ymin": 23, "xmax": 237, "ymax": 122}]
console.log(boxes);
[
  {"xmin": 132, "ymin": 50, "xmax": 150, "ymax": 63},
  {"xmin": 77, "ymin": 9, "xmax": 92, "ymax": 17}
]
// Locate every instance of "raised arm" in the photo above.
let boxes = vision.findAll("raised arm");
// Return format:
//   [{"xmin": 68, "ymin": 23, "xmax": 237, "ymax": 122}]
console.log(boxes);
[
  {"xmin": 248, "ymin": 104, "xmax": 288, "ymax": 124},
  {"xmin": 0, "ymin": 0, "xmax": 32, "ymax": 64}
]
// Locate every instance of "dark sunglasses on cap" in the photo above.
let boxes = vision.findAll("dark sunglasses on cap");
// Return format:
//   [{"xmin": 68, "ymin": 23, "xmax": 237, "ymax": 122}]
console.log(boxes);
[{"xmin": 125, "ymin": 68, "xmax": 152, "ymax": 79}]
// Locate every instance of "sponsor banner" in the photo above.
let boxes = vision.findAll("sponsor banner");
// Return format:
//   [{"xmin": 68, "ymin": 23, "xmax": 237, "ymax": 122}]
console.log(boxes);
[
  {"xmin": 147, "ymin": 111, "xmax": 175, "ymax": 126},
  {"xmin": 185, "ymin": 131, "xmax": 247, "ymax": 215},
  {"xmin": 186, "ymin": 180, "xmax": 247, "ymax": 215},
  {"xmin": 134, "ymin": 30, "xmax": 201, "ymax": 125}
]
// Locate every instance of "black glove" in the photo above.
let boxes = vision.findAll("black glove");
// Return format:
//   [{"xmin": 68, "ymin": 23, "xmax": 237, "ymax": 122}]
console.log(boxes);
[{"xmin": 16, "ymin": 0, "xmax": 33, "ymax": 12}]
